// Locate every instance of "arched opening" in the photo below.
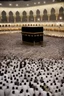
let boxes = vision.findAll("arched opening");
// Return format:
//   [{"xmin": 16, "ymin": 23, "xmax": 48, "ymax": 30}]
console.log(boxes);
[
  {"xmin": 42, "ymin": 9, "xmax": 48, "ymax": 21},
  {"xmin": 16, "ymin": 11, "xmax": 21, "ymax": 22},
  {"xmin": 9, "ymin": 11, "xmax": 14, "ymax": 23},
  {"xmin": 58, "ymin": 7, "xmax": 64, "ymax": 20},
  {"xmin": 1, "ymin": 11, "xmax": 7, "ymax": 23},
  {"xmin": 22, "ymin": 11, "xmax": 27, "ymax": 22},
  {"xmin": 50, "ymin": 8, "xmax": 56, "ymax": 20},
  {"xmin": 36, "ymin": 9, "xmax": 41, "ymax": 22},
  {"xmin": 29, "ymin": 10, "xmax": 34, "ymax": 22}
]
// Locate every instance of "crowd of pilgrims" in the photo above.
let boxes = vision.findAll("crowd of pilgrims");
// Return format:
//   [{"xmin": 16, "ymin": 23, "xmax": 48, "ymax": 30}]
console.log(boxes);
[{"xmin": 0, "ymin": 56, "xmax": 64, "ymax": 96}]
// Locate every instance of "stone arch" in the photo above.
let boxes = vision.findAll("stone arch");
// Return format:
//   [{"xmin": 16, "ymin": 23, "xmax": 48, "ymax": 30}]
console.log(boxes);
[
  {"xmin": 22, "ymin": 11, "xmax": 27, "ymax": 16},
  {"xmin": 1, "ymin": 11, "xmax": 7, "ymax": 22},
  {"xmin": 58, "ymin": 7, "xmax": 64, "ymax": 20},
  {"xmin": 29, "ymin": 10, "xmax": 33, "ymax": 16},
  {"xmin": 36, "ymin": 9, "xmax": 40, "ymax": 15},
  {"xmin": 16, "ymin": 11, "xmax": 21, "ymax": 22},
  {"xmin": 16, "ymin": 11, "xmax": 20, "ymax": 16},
  {"xmin": 29, "ymin": 10, "xmax": 34, "ymax": 22},
  {"xmin": 42, "ymin": 9, "xmax": 48, "ymax": 21},
  {"xmin": 36, "ymin": 9, "xmax": 41, "ymax": 22},
  {"xmin": 2, "ymin": 11, "xmax": 6, "ymax": 15},
  {"xmin": 9, "ymin": 11, "xmax": 13, "ymax": 16},
  {"xmin": 51, "ymin": 8, "xmax": 55, "ymax": 14},
  {"xmin": 22, "ymin": 11, "xmax": 27, "ymax": 22},
  {"xmin": 43, "ymin": 9, "xmax": 47, "ymax": 15},
  {"xmin": 50, "ymin": 8, "xmax": 56, "ymax": 20},
  {"xmin": 59, "ymin": 7, "xmax": 64, "ymax": 14},
  {"xmin": 9, "ymin": 11, "xmax": 14, "ymax": 22}
]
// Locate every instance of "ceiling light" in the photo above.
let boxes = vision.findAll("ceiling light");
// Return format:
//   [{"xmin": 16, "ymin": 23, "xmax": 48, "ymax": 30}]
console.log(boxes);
[
  {"xmin": 9, "ymin": 4, "xmax": 12, "ymax": 6},
  {"xmin": 16, "ymin": 4, "xmax": 18, "ymax": 6},
  {"xmin": 38, "ymin": 2, "xmax": 40, "ymax": 4},
  {"xmin": 59, "ymin": 16, "xmax": 62, "ymax": 20},
  {"xmin": 52, "ymin": 0, "xmax": 55, "ymax": 2},
  {"xmin": 37, "ymin": 18, "xmax": 40, "ymax": 21},
  {"xmin": 44, "ymin": 1, "xmax": 46, "ymax": 4},
  {"xmin": 27, "ymin": 4, "xmax": 29, "ymax": 6},
  {"xmin": 0, "ymin": 3, "xmax": 2, "ymax": 5},
  {"xmin": 34, "ymin": 2, "xmax": 36, "ymax": 5}
]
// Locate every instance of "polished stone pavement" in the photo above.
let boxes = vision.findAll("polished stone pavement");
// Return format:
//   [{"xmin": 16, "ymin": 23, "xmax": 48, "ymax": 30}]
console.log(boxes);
[{"xmin": 0, "ymin": 32, "xmax": 64, "ymax": 60}]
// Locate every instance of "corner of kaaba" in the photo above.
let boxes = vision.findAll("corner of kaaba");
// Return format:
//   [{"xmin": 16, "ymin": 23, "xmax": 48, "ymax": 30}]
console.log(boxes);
[{"xmin": 0, "ymin": 0, "xmax": 64, "ymax": 96}]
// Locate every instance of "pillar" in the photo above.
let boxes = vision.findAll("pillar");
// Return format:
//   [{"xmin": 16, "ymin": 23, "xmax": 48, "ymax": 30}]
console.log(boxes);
[
  {"xmin": 27, "ymin": 15, "xmax": 29, "ymax": 22},
  {"xmin": 48, "ymin": 14, "xmax": 50, "ymax": 21},
  {"xmin": 34, "ymin": 15, "xmax": 36, "ymax": 22},
  {"xmin": 7, "ymin": 16, "xmax": 9, "ymax": 23},
  {"xmin": 41, "ymin": 15, "xmax": 42, "ymax": 21},
  {"xmin": 56, "ymin": 14, "xmax": 58, "ymax": 21},
  {"xmin": 14, "ymin": 16, "xmax": 16, "ymax": 23}
]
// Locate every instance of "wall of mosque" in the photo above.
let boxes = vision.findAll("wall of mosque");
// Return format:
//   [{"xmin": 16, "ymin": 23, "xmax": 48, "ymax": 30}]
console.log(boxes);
[{"xmin": 0, "ymin": 2, "xmax": 64, "ymax": 23}]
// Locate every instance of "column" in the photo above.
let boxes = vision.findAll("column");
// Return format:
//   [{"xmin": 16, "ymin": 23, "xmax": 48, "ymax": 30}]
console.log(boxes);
[
  {"xmin": 7, "ymin": 16, "xmax": 9, "ymax": 23},
  {"xmin": 0, "ymin": 16, "xmax": 1, "ymax": 22},
  {"xmin": 41, "ymin": 15, "xmax": 42, "ymax": 21},
  {"xmin": 21, "ymin": 16, "xmax": 22, "ymax": 22},
  {"xmin": 34, "ymin": 15, "xmax": 36, "ymax": 22},
  {"xmin": 48, "ymin": 14, "xmax": 50, "ymax": 21},
  {"xmin": 14, "ymin": 15, "xmax": 16, "ymax": 23},
  {"xmin": 56, "ymin": 14, "xmax": 58, "ymax": 21},
  {"xmin": 27, "ymin": 15, "xmax": 29, "ymax": 22}
]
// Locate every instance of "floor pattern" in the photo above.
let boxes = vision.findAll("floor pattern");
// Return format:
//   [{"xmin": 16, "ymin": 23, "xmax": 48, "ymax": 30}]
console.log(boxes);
[{"xmin": 0, "ymin": 32, "xmax": 64, "ymax": 60}]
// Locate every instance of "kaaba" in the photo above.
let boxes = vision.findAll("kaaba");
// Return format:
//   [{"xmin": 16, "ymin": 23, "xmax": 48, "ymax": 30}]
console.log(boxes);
[{"xmin": 22, "ymin": 26, "xmax": 43, "ymax": 45}]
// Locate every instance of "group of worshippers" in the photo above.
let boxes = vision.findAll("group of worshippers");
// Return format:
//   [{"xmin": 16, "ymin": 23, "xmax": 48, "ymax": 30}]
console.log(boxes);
[{"xmin": 0, "ymin": 56, "xmax": 64, "ymax": 96}]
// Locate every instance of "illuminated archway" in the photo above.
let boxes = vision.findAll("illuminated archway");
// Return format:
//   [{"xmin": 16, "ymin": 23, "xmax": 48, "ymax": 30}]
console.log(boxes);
[
  {"xmin": 50, "ymin": 8, "xmax": 56, "ymax": 21},
  {"xmin": 1, "ymin": 11, "xmax": 7, "ymax": 23},
  {"xmin": 16, "ymin": 11, "xmax": 21, "ymax": 22},
  {"xmin": 43, "ymin": 9, "xmax": 48, "ymax": 21},
  {"xmin": 36, "ymin": 9, "xmax": 41, "ymax": 22},
  {"xmin": 29, "ymin": 10, "xmax": 34, "ymax": 22},
  {"xmin": 22, "ymin": 11, "xmax": 27, "ymax": 22},
  {"xmin": 9, "ymin": 11, "xmax": 14, "ymax": 22}
]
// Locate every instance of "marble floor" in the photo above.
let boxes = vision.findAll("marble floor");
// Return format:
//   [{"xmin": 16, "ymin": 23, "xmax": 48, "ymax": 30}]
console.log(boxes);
[{"xmin": 0, "ymin": 32, "xmax": 64, "ymax": 60}]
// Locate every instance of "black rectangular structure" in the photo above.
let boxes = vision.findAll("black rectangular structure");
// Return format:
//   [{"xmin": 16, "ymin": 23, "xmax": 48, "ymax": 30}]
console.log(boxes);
[{"xmin": 22, "ymin": 26, "xmax": 43, "ymax": 45}]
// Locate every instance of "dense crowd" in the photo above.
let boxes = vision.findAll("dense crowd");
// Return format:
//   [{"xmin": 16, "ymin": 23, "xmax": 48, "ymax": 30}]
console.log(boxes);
[{"xmin": 0, "ymin": 56, "xmax": 64, "ymax": 96}]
